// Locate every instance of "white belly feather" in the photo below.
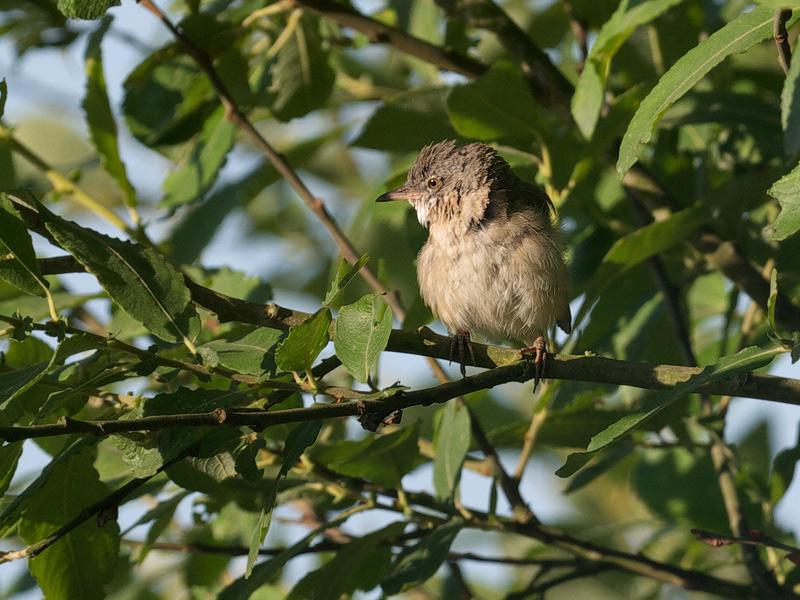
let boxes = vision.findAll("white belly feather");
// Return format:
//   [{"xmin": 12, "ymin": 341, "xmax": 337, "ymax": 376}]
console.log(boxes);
[{"xmin": 417, "ymin": 224, "xmax": 568, "ymax": 346}]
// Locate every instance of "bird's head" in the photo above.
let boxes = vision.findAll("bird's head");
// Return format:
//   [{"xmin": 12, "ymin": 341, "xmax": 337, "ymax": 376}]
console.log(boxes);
[{"xmin": 377, "ymin": 140, "xmax": 509, "ymax": 229}]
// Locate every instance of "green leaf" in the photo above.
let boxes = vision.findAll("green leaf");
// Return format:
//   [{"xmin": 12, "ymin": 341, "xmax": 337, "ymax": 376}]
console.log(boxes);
[
  {"xmin": 755, "ymin": 1, "xmax": 800, "ymax": 9},
  {"xmin": 432, "ymin": 401, "xmax": 471, "ymax": 501},
  {"xmin": 19, "ymin": 445, "xmax": 119, "ymax": 600},
  {"xmin": 765, "ymin": 160, "xmax": 800, "ymax": 241},
  {"xmin": 447, "ymin": 61, "xmax": 548, "ymax": 142},
  {"xmin": 768, "ymin": 268, "xmax": 778, "ymax": 333},
  {"xmin": 0, "ymin": 437, "xmax": 95, "ymax": 537},
  {"xmin": 38, "ymin": 204, "xmax": 200, "ymax": 347},
  {"xmin": 199, "ymin": 328, "xmax": 283, "ymax": 377},
  {"xmin": 246, "ymin": 507, "xmax": 273, "ymax": 578},
  {"xmin": 334, "ymin": 294, "xmax": 393, "ymax": 383},
  {"xmin": 269, "ymin": 13, "xmax": 335, "ymax": 121},
  {"xmin": 633, "ymin": 448, "xmax": 728, "ymax": 530},
  {"xmin": 115, "ymin": 389, "xmax": 240, "ymax": 477},
  {"xmin": 220, "ymin": 517, "xmax": 346, "ymax": 600},
  {"xmin": 310, "ymin": 425, "xmax": 423, "ymax": 487},
  {"xmin": 280, "ymin": 420, "xmax": 323, "ymax": 479},
  {"xmin": 275, "ymin": 308, "xmax": 331, "ymax": 372},
  {"xmin": 585, "ymin": 345, "xmax": 783, "ymax": 453},
  {"xmin": 245, "ymin": 420, "xmax": 323, "ymax": 576},
  {"xmin": 353, "ymin": 88, "xmax": 459, "ymax": 152},
  {"xmin": 617, "ymin": 6, "xmax": 798, "ymax": 175},
  {"xmin": 168, "ymin": 131, "xmax": 333, "ymax": 264},
  {"xmin": 287, "ymin": 522, "xmax": 406, "ymax": 600},
  {"xmin": 771, "ymin": 424, "xmax": 800, "ymax": 504},
  {"xmin": 161, "ymin": 106, "xmax": 237, "ymax": 207},
  {"xmin": 0, "ymin": 441, "xmax": 22, "ymax": 497},
  {"xmin": 123, "ymin": 45, "xmax": 212, "ymax": 147},
  {"xmin": 575, "ymin": 205, "xmax": 707, "ymax": 326},
  {"xmin": 0, "ymin": 193, "xmax": 48, "ymax": 298},
  {"xmin": 0, "ymin": 363, "xmax": 48, "ymax": 412},
  {"xmin": 0, "ymin": 79, "xmax": 6, "ymax": 118},
  {"xmin": 781, "ymin": 47, "xmax": 800, "ymax": 158},
  {"xmin": 323, "ymin": 255, "xmax": 369, "ymax": 307},
  {"xmin": 572, "ymin": 0, "xmax": 684, "ymax": 139},
  {"xmin": 125, "ymin": 491, "xmax": 189, "ymax": 562},
  {"xmin": 83, "ymin": 18, "xmax": 136, "ymax": 208},
  {"xmin": 56, "ymin": 0, "xmax": 119, "ymax": 20},
  {"xmin": 382, "ymin": 518, "xmax": 463, "ymax": 595}
]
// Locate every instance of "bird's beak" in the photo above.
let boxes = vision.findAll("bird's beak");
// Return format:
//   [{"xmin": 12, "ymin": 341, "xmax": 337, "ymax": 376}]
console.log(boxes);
[{"xmin": 376, "ymin": 185, "xmax": 413, "ymax": 202}]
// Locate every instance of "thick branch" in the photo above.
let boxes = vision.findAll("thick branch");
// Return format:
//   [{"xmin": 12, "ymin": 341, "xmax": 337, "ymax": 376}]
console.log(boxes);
[
  {"xmin": 2, "ymin": 345, "xmax": 798, "ymax": 443},
  {"xmin": 18, "ymin": 254, "xmax": 800, "ymax": 406}
]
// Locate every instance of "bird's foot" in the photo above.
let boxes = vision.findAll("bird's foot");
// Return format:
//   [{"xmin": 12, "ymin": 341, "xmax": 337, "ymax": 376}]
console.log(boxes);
[
  {"xmin": 449, "ymin": 330, "xmax": 475, "ymax": 377},
  {"xmin": 520, "ymin": 336, "xmax": 547, "ymax": 391}
]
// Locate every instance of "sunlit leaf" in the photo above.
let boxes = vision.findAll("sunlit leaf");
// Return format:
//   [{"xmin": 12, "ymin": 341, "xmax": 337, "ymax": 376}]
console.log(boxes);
[
  {"xmin": 161, "ymin": 105, "xmax": 237, "ymax": 208},
  {"xmin": 199, "ymin": 328, "xmax": 283, "ymax": 377},
  {"xmin": 269, "ymin": 13, "xmax": 335, "ymax": 121},
  {"xmin": 572, "ymin": 0, "xmax": 684, "ymax": 139},
  {"xmin": 56, "ymin": 0, "xmax": 119, "ymax": 20},
  {"xmin": 585, "ymin": 345, "xmax": 784, "ymax": 453},
  {"xmin": 275, "ymin": 308, "xmax": 331, "ymax": 372},
  {"xmin": 37, "ymin": 203, "xmax": 200, "ymax": 347},
  {"xmin": 765, "ymin": 160, "xmax": 800, "ymax": 241},
  {"xmin": 334, "ymin": 294, "xmax": 393, "ymax": 383},
  {"xmin": 432, "ymin": 400, "xmax": 471, "ymax": 501},
  {"xmin": 618, "ymin": 7, "xmax": 798, "ymax": 174}
]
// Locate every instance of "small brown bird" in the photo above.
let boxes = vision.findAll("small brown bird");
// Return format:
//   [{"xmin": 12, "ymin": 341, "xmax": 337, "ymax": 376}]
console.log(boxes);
[{"xmin": 377, "ymin": 140, "xmax": 571, "ymax": 381}]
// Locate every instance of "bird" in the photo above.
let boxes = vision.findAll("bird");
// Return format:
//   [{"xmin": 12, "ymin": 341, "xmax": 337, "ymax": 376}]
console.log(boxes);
[{"xmin": 377, "ymin": 140, "xmax": 571, "ymax": 384}]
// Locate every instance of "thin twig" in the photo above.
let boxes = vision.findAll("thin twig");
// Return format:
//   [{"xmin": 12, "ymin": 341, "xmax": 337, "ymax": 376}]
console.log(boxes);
[
  {"xmin": 693, "ymin": 528, "xmax": 800, "ymax": 560},
  {"xmin": 774, "ymin": 9, "xmax": 793, "ymax": 75}
]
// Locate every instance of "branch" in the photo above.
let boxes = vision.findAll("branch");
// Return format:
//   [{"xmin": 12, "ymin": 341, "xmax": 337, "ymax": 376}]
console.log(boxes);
[
  {"xmin": 467, "ymin": 404, "xmax": 536, "ymax": 524},
  {"xmin": 292, "ymin": 0, "xmax": 486, "ymax": 80},
  {"xmin": 14, "ymin": 254, "xmax": 800, "ymax": 406},
  {"xmin": 774, "ymin": 9, "xmax": 793, "ymax": 75},
  {"xmin": 693, "ymin": 529, "xmax": 800, "ymax": 564},
  {"xmin": 339, "ymin": 478, "xmax": 762, "ymax": 597},
  {"xmin": 2, "ymin": 345, "xmax": 797, "ymax": 443},
  {"xmin": 121, "ymin": 537, "xmax": 585, "ymax": 567}
]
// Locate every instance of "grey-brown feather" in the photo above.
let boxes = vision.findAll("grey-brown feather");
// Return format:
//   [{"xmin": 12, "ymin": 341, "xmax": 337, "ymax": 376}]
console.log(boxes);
[{"xmin": 406, "ymin": 140, "xmax": 571, "ymax": 346}]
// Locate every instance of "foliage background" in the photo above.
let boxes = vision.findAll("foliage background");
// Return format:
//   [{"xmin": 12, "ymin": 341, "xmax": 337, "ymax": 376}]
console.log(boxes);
[{"xmin": 1, "ymin": 0, "xmax": 800, "ymax": 598}]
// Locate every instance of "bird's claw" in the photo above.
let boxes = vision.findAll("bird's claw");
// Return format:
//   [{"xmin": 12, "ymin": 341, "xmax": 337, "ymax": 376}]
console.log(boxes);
[
  {"xmin": 449, "ymin": 330, "xmax": 475, "ymax": 377},
  {"xmin": 520, "ymin": 336, "xmax": 547, "ymax": 391}
]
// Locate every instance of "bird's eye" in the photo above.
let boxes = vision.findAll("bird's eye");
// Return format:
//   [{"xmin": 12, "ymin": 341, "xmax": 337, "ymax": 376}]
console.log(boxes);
[{"xmin": 427, "ymin": 178, "xmax": 439, "ymax": 189}]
